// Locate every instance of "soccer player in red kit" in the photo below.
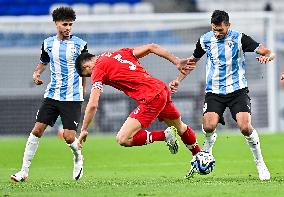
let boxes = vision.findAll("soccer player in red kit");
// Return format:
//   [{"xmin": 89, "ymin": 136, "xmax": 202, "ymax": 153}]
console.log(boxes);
[{"xmin": 75, "ymin": 43, "xmax": 201, "ymax": 175}]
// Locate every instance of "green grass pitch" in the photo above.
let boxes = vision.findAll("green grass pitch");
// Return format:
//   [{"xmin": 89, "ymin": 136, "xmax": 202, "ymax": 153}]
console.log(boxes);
[{"xmin": 0, "ymin": 133, "xmax": 284, "ymax": 196}]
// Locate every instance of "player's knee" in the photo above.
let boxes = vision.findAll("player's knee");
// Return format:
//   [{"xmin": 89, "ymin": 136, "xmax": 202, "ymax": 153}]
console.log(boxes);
[
  {"xmin": 176, "ymin": 122, "xmax": 190, "ymax": 135},
  {"xmin": 239, "ymin": 124, "xmax": 252, "ymax": 136},
  {"xmin": 64, "ymin": 133, "xmax": 75, "ymax": 144},
  {"xmin": 116, "ymin": 133, "xmax": 131, "ymax": 147},
  {"xmin": 32, "ymin": 122, "xmax": 48, "ymax": 137},
  {"xmin": 203, "ymin": 123, "xmax": 216, "ymax": 133},
  {"xmin": 31, "ymin": 128, "xmax": 44, "ymax": 138}
]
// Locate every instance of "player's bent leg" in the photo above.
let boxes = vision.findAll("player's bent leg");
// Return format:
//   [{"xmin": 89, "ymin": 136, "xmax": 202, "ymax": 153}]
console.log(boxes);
[
  {"xmin": 117, "ymin": 117, "xmax": 169, "ymax": 147},
  {"xmin": 64, "ymin": 129, "xmax": 84, "ymax": 180},
  {"xmin": 179, "ymin": 125, "xmax": 201, "ymax": 156},
  {"xmin": 10, "ymin": 122, "xmax": 46, "ymax": 182},
  {"xmin": 236, "ymin": 112, "xmax": 270, "ymax": 180},
  {"xmin": 116, "ymin": 117, "xmax": 143, "ymax": 146}
]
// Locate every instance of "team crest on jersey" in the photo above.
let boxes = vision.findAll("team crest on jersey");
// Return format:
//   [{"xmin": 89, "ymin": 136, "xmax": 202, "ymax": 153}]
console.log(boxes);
[
  {"xmin": 67, "ymin": 46, "xmax": 77, "ymax": 59},
  {"xmin": 227, "ymin": 40, "xmax": 234, "ymax": 48},
  {"xmin": 70, "ymin": 47, "xmax": 77, "ymax": 54}
]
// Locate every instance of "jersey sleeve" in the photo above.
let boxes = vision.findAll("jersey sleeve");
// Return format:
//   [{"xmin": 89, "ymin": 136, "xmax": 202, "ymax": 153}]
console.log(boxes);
[
  {"xmin": 241, "ymin": 33, "xmax": 260, "ymax": 53},
  {"xmin": 39, "ymin": 42, "xmax": 50, "ymax": 65},
  {"xmin": 91, "ymin": 66, "xmax": 106, "ymax": 92},
  {"xmin": 192, "ymin": 39, "xmax": 206, "ymax": 59},
  {"xmin": 81, "ymin": 44, "xmax": 88, "ymax": 53},
  {"xmin": 120, "ymin": 48, "xmax": 137, "ymax": 58}
]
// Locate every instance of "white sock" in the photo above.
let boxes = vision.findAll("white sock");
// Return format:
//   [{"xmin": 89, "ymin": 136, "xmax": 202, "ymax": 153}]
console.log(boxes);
[
  {"xmin": 245, "ymin": 129, "xmax": 264, "ymax": 163},
  {"xmin": 203, "ymin": 126, "xmax": 216, "ymax": 141},
  {"xmin": 21, "ymin": 133, "xmax": 40, "ymax": 173},
  {"xmin": 69, "ymin": 138, "xmax": 82, "ymax": 158}
]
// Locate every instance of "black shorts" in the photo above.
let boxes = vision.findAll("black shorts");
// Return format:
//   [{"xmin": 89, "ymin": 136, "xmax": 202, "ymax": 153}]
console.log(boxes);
[
  {"xmin": 36, "ymin": 98, "xmax": 82, "ymax": 131},
  {"xmin": 203, "ymin": 88, "xmax": 251, "ymax": 125}
]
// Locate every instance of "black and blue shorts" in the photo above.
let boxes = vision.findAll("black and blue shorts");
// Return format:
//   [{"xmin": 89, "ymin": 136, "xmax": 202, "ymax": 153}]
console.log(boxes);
[
  {"xmin": 203, "ymin": 88, "xmax": 251, "ymax": 125},
  {"xmin": 36, "ymin": 98, "xmax": 82, "ymax": 131}
]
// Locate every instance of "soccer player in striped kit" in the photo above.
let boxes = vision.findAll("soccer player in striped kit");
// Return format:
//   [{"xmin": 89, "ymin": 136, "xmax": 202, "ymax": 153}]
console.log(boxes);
[
  {"xmin": 169, "ymin": 10, "xmax": 275, "ymax": 180},
  {"xmin": 11, "ymin": 7, "xmax": 87, "ymax": 182}
]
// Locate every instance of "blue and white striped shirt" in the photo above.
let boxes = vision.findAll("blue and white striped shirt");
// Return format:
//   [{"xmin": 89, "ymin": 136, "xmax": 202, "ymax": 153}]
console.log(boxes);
[
  {"xmin": 193, "ymin": 29, "xmax": 259, "ymax": 95},
  {"xmin": 40, "ymin": 35, "xmax": 87, "ymax": 101}
]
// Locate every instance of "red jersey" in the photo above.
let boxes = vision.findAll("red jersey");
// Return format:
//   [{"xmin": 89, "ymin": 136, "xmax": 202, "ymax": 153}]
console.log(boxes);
[{"xmin": 91, "ymin": 48, "xmax": 166, "ymax": 102}]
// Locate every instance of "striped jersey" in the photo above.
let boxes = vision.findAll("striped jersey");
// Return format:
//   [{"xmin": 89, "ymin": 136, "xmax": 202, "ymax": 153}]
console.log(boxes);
[
  {"xmin": 193, "ymin": 29, "xmax": 259, "ymax": 95},
  {"xmin": 40, "ymin": 35, "xmax": 87, "ymax": 101}
]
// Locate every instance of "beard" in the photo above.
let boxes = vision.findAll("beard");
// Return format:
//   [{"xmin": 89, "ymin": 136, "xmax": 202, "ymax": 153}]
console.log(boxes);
[{"xmin": 60, "ymin": 31, "xmax": 71, "ymax": 39}]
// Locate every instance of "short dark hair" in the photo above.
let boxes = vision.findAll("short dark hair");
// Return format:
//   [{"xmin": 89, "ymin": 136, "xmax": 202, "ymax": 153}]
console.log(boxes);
[
  {"xmin": 52, "ymin": 7, "xmax": 76, "ymax": 22},
  {"xmin": 211, "ymin": 10, "xmax": 229, "ymax": 25},
  {"xmin": 75, "ymin": 52, "xmax": 96, "ymax": 76}
]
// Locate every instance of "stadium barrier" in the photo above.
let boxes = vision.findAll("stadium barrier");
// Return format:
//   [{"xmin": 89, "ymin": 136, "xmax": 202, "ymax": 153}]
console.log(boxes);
[{"xmin": 0, "ymin": 12, "xmax": 282, "ymax": 135}]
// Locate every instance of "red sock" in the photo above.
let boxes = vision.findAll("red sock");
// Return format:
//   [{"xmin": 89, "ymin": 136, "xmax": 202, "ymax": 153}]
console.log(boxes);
[
  {"xmin": 131, "ymin": 130, "xmax": 165, "ymax": 146},
  {"xmin": 180, "ymin": 126, "xmax": 201, "ymax": 155}
]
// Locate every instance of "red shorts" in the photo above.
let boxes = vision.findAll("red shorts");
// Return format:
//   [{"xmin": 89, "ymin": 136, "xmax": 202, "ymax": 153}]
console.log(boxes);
[{"xmin": 129, "ymin": 87, "xmax": 180, "ymax": 128}]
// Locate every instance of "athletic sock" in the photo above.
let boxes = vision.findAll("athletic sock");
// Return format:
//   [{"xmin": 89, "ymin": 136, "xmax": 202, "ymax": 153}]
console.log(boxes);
[
  {"xmin": 203, "ymin": 127, "xmax": 216, "ymax": 138},
  {"xmin": 180, "ymin": 126, "xmax": 201, "ymax": 155},
  {"xmin": 132, "ymin": 130, "xmax": 165, "ymax": 146},
  {"xmin": 202, "ymin": 127, "xmax": 217, "ymax": 154},
  {"xmin": 203, "ymin": 127, "xmax": 217, "ymax": 141},
  {"xmin": 245, "ymin": 129, "xmax": 264, "ymax": 162},
  {"xmin": 69, "ymin": 138, "xmax": 82, "ymax": 158},
  {"xmin": 21, "ymin": 133, "xmax": 40, "ymax": 173}
]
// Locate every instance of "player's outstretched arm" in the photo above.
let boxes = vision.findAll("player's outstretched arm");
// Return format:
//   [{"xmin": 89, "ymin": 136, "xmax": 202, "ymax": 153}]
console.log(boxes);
[
  {"xmin": 133, "ymin": 43, "xmax": 190, "ymax": 74},
  {"xmin": 78, "ymin": 88, "xmax": 101, "ymax": 149},
  {"xmin": 33, "ymin": 63, "xmax": 46, "ymax": 85},
  {"xmin": 256, "ymin": 44, "xmax": 275, "ymax": 64},
  {"xmin": 169, "ymin": 71, "xmax": 188, "ymax": 94},
  {"xmin": 169, "ymin": 57, "xmax": 198, "ymax": 94}
]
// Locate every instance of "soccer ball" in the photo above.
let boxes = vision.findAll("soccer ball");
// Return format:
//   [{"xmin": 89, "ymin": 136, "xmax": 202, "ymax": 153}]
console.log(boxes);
[{"xmin": 191, "ymin": 151, "xmax": 215, "ymax": 175}]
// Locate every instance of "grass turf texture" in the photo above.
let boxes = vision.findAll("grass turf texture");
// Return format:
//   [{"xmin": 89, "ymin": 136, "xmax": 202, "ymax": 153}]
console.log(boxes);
[{"xmin": 0, "ymin": 133, "xmax": 284, "ymax": 197}]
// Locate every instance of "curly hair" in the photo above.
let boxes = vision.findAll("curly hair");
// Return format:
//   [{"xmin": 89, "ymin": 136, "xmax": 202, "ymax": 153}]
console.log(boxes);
[
  {"xmin": 52, "ymin": 6, "xmax": 76, "ymax": 22},
  {"xmin": 211, "ymin": 10, "xmax": 229, "ymax": 25}
]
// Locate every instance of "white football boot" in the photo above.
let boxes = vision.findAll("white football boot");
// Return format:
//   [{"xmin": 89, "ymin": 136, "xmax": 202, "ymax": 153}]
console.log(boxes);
[
  {"xmin": 185, "ymin": 163, "xmax": 198, "ymax": 179},
  {"xmin": 185, "ymin": 152, "xmax": 201, "ymax": 179},
  {"xmin": 256, "ymin": 160, "xmax": 270, "ymax": 181},
  {"xmin": 164, "ymin": 126, "xmax": 179, "ymax": 154},
  {"xmin": 202, "ymin": 132, "xmax": 217, "ymax": 154},
  {"xmin": 10, "ymin": 170, "xmax": 28, "ymax": 182},
  {"xmin": 73, "ymin": 154, "xmax": 83, "ymax": 180}
]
